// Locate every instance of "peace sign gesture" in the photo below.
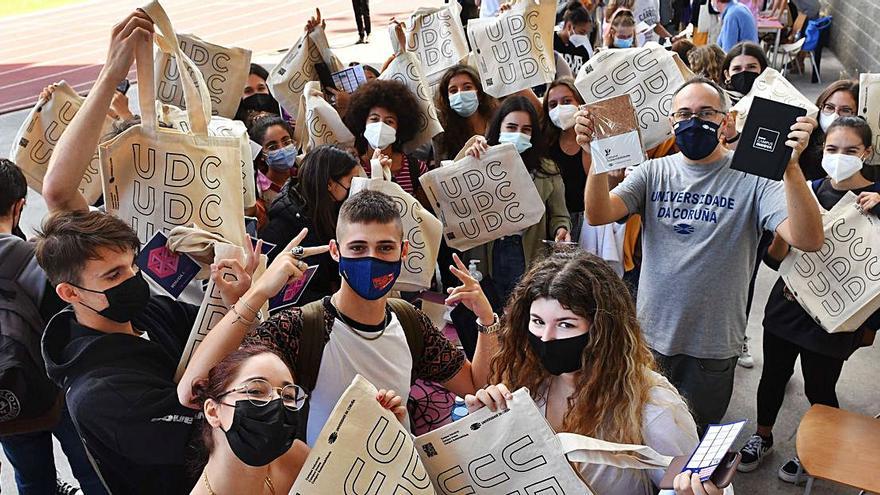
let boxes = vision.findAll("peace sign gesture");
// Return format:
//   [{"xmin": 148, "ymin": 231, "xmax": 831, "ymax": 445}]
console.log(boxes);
[
  {"xmin": 252, "ymin": 228, "xmax": 329, "ymax": 300},
  {"xmin": 445, "ymin": 254, "xmax": 495, "ymax": 325},
  {"xmin": 212, "ymin": 239, "xmax": 262, "ymax": 308}
]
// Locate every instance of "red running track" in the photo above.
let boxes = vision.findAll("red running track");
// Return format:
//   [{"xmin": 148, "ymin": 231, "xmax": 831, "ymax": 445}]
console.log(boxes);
[{"xmin": 0, "ymin": 0, "xmax": 417, "ymax": 114}]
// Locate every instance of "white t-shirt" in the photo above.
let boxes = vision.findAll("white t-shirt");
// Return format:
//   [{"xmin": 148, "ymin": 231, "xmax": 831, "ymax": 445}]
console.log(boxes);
[
  {"xmin": 307, "ymin": 313, "xmax": 413, "ymax": 445},
  {"xmin": 634, "ymin": 0, "xmax": 661, "ymax": 45},
  {"xmin": 540, "ymin": 372, "xmax": 698, "ymax": 495}
]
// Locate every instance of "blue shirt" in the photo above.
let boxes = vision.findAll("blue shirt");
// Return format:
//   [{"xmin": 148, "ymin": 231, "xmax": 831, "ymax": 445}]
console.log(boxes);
[{"xmin": 717, "ymin": 1, "xmax": 759, "ymax": 52}]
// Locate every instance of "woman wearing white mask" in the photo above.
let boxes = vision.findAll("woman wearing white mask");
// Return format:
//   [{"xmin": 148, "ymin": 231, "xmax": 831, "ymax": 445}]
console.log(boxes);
[
  {"xmin": 554, "ymin": 1, "xmax": 594, "ymax": 75},
  {"xmin": 798, "ymin": 79, "xmax": 859, "ymax": 180},
  {"xmin": 434, "ymin": 65, "xmax": 498, "ymax": 165},
  {"xmin": 542, "ymin": 78, "xmax": 591, "ymax": 241},
  {"xmin": 343, "ymin": 79, "xmax": 429, "ymax": 203},
  {"xmin": 463, "ymin": 96, "xmax": 571, "ymax": 303},
  {"xmin": 738, "ymin": 117, "xmax": 880, "ymax": 482}
]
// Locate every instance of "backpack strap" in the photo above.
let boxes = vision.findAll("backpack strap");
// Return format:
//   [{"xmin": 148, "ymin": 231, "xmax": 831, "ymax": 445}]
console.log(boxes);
[
  {"xmin": 0, "ymin": 236, "xmax": 37, "ymax": 282},
  {"xmin": 296, "ymin": 299, "xmax": 328, "ymax": 394},
  {"xmin": 0, "ymin": 237, "xmax": 45, "ymax": 366},
  {"xmin": 387, "ymin": 298, "xmax": 426, "ymax": 386}
]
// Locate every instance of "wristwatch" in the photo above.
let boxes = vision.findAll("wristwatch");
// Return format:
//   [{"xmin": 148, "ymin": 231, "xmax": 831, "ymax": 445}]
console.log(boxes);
[{"xmin": 476, "ymin": 313, "xmax": 501, "ymax": 335}]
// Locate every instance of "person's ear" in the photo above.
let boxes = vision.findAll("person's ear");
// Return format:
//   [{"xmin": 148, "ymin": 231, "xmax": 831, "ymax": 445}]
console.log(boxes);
[
  {"xmin": 56, "ymin": 283, "xmax": 79, "ymax": 305},
  {"xmin": 329, "ymin": 239, "xmax": 340, "ymax": 262},
  {"xmin": 204, "ymin": 399, "xmax": 223, "ymax": 429},
  {"xmin": 723, "ymin": 70, "xmax": 731, "ymax": 84}
]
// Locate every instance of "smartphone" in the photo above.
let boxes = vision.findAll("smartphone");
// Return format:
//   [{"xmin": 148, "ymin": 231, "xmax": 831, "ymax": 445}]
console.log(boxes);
[
  {"xmin": 659, "ymin": 452, "xmax": 741, "ymax": 489},
  {"xmin": 116, "ymin": 79, "xmax": 131, "ymax": 95}
]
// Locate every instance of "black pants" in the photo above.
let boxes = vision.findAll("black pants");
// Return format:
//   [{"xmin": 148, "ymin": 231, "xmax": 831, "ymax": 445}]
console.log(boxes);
[
  {"xmin": 653, "ymin": 351, "xmax": 738, "ymax": 433},
  {"xmin": 352, "ymin": 0, "xmax": 371, "ymax": 37},
  {"xmin": 756, "ymin": 330, "xmax": 844, "ymax": 428}
]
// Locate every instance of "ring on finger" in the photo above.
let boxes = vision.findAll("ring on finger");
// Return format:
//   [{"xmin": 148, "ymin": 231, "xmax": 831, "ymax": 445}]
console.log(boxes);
[{"xmin": 290, "ymin": 246, "xmax": 305, "ymax": 259}]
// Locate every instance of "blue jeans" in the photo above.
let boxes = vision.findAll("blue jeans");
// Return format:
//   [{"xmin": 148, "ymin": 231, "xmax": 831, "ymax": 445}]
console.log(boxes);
[
  {"xmin": 491, "ymin": 235, "xmax": 526, "ymax": 306},
  {"xmin": 1, "ymin": 405, "xmax": 108, "ymax": 494}
]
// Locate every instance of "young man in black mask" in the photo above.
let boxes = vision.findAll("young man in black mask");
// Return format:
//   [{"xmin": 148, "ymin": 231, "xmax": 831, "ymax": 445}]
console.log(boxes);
[{"xmin": 575, "ymin": 77, "xmax": 824, "ymax": 431}]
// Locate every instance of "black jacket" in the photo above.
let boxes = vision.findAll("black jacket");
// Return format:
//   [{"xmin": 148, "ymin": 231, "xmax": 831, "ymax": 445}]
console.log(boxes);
[
  {"xmin": 42, "ymin": 297, "xmax": 200, "ymax": 494},
  {"xmin": 260, "ymin": 185, "xmax": 339, "ymax": 304}
]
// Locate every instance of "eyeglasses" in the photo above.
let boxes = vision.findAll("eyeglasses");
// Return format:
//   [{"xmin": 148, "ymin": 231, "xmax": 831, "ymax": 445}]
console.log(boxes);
[
  {"xmin": 821, "ymin": 103, "xmax": 855, "ymax": 117},
  {"xmin": 671, "ymin": 109, "xmax": 727, "ymax": 122},
  {"xmin": 216, "ymin": 379, "xmax": 308, "ymax": 411}
]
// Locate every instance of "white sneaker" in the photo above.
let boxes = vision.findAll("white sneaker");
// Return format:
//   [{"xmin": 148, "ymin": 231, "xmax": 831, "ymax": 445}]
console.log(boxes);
[{"xmin": 738, "ymin": 336, "xmax": 754, "ymax": 368}]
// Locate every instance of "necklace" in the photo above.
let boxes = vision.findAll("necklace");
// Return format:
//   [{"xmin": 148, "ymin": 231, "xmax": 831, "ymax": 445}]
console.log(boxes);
[
  {"xmin": 203, "ymin": 471, "xmax": 275, "ymax": 495},
  {"xmin": 331, "ymin": 298, "xmax": 389, "ymax": 341}
]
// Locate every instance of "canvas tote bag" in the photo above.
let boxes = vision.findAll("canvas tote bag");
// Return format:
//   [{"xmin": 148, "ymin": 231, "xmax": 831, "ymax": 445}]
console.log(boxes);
[
  {"xmin": 396, "ymin": 3, "xmax": 469, "ymax": 81},
  {"xmin": 731, "ymin": 68, "xmax": 819, "ymax": 133},
  {"xmin": 10, "ymin": 81, "xmax": 114, "ymax": 205},
  {"xmin": 379, "ymin": 52, "xmax": 444, "ymax": 152},
  {"xmin": 350, "ymin": 159, "xmax": 442, "ymax": 292},
  {"xmin": 419, "ymin": 141, "xmax": 545, "ymax": 251},
  {"xmin": 293, "ymin": 81, "xmax": 356, "ymax": 153},
  {"xmin": 267, "ymin": 26, "xmax": 342, "ymax": 119},
  {"xmin": 155, "ymin": 33, "xmax": 251, "ymax": 118},
  {"xmin": 99, "ymin": 1, "xmax": 247, "ymax": 249}
]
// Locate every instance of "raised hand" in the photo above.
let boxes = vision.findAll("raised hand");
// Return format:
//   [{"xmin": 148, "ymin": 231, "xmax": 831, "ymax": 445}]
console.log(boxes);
[
  {"xmin": 464, "ymin": 384, "xmax": 513, "ymax": 413},
  {"xmin": 252, "ymin": 228, "xmax": 329, "ymax": 300},
  {"xmin": 574, "ymin": 107, "xmax": 596, "ymax": 154},
  {"xmin": 305, "ymin": 8, "xmax": 323, "ymax": 33},
  {"xmin": 446, "ymin": 253, "xmax": 494, "ymax": 324},
  {"xmin": 464, "ymin": 136, "xmax": 491, "ymax": 159},
  {"xmin": 104, "ymin": 10, "xmax": 153, "ymax": 86},
  {"xmin": 390, "ymin": 17, "xmax": 407, "ymax": 53},
  {"xmin": 786, "ymin": 116, "xmax": 817, "ymax": 166},
  {"xmin": 212, "ymin": 239, "xmax": 262, "ymax": 307},
  {"xmin": 857, "ymin": 191, "xmax": 879, "ymax": 212}
]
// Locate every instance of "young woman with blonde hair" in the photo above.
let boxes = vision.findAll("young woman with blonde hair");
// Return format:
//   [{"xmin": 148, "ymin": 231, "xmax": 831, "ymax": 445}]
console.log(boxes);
[{"xmin": 457, "ymin": 250, "xmax": 700, "ymax": 494}]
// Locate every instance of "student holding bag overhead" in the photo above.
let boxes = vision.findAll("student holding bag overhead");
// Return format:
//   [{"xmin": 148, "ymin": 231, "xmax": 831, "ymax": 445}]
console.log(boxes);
[
  {"xmin": 462, "ymin": 96, "xmax": 571, "ymax": 304},
  {"xmin": 737, "ymin": 117, "xmax": 880, "ymax": 482}
]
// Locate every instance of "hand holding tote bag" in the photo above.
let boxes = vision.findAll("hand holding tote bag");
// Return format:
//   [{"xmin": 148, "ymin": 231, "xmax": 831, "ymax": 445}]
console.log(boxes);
[
  {"xmin": 268, "ymin": 26, "xmax": 342, "ymax": 120},
  {"xmin": 419, "ymin": 142, "xmax": 545, "ymax": 251},
  {"xmin": 155, "ymin": 33, "xmax": 251, "ymax": 118},
  {"xmin": 780, "ymin": 192, "xmax": 880, "ymax": 334},
  {"xmin": 349, "ymin": 158, "xmax": 442, "ymax": 292},
  {"xmin": 10, "ymin": 81, "xmax": 113, "ymax": 205},
  {"xmin": 99, "ymin": 1, "xmax": 247, "ymax": 248},
  {"xmin": 293, "ymin": 81, "xmax": 355, "ymax": 153}
]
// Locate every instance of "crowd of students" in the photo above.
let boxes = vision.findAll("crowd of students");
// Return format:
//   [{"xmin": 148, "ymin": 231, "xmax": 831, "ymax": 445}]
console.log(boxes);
[{"xmin": 0, "ymin": 0, "xmax": 878, "ymax": 494}]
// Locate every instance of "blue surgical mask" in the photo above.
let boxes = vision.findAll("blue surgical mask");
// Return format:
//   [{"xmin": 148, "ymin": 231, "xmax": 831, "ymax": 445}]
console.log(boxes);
[
  {"xmin": 498, "ymin": 132, "xmax": 533, "ymax": 154},
  {"xmin": 673, "ymin": 117, "xmax": 720, "ymax": 161},
  {"xmin": 613, "ymin": 36, "xmax": 633, "ymax": 48},
  {"xmin": 339, "ymin": 255, "xmax": 402, "ymax": 300},
  {"xmin": 265, "ymin": 144, "xmax": 297, "ymax": 170},
  {"xmin": 449, "ymin": 90, "xmax": 479, "ymax": 118}
]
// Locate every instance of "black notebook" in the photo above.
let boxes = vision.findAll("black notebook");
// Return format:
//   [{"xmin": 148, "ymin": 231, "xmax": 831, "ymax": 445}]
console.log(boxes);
[{"xmin": 731, "ymin": 96, "xmax": 807, "ymax": 180}]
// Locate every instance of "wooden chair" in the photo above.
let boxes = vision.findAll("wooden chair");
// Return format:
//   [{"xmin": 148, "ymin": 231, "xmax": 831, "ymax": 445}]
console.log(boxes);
[{"xmin": 796, "ymin": 405, "xmax": 880, "ymax": 495}]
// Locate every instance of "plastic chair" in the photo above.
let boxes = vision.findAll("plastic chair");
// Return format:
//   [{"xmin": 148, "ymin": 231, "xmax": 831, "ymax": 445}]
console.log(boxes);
[{"xmin": 778, "ymin": 38, "xmax": 805, "ymax": 78}]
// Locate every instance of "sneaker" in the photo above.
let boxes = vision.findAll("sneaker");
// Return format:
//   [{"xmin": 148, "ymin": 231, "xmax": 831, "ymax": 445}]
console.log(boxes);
[
  {"xmin": 737, "ymin": 434, "xmax": 773, "ymax": 472},
  {"xmin": 55, "ymin": 479, "xmax": 81, "ymax": 495},
  {"xmin": 778, "ymin": 456, "xmax": 805, "ymax": 484},
  {"xmin": 738, "ymin": 336, "xmax": 754, "ymax": 368},
  {"xmin": 356, "ymin": 35, "xmax": 365, "ymax": 44}
]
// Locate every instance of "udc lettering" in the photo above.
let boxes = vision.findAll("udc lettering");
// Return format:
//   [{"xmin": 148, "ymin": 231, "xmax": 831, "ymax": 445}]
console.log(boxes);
[{"xmin": 438, "ymin": 161, "xmax": 524, "ymax": 240}]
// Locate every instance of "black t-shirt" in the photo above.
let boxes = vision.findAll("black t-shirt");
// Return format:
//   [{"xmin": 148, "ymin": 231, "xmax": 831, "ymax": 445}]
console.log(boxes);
[
  {"xmin": 762, "ymin": 179, "xmax": 880, "ymax": 360},
  {"xmin": 554, "ymin": 32, "xmax": 591, "ymax": 76},
  {"xmin": 549, "ymin": 141, "xmax": 587, "ymax": 213}
]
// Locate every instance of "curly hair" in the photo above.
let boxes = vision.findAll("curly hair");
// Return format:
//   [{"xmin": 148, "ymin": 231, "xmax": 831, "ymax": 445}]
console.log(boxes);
[
  {"xmin": 435, "ymin": 65, "xmax": 497, "ymax": 160},
  {"xmin": 490, "ymin": 251, "xmax": 671, "ymax": 445},
  {"xmin": 688, "ymin": 45, "xmax": 727, "ymax": 85},
  {"xmin": 343, "ymin": 79, "xmax": 422, "ymax": 155},
  {"xmin": 248, "ymin": 115, "xmax": 295, "ymax": 172}
]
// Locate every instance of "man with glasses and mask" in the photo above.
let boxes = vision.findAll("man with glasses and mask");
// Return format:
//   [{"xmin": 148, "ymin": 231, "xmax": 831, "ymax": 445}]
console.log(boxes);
[{"xmin": 574, "ymin": 77, "xmax": 824, "ymax": 430}]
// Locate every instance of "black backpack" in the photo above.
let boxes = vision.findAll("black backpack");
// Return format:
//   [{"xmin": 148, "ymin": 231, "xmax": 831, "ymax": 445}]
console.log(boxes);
[{"xmin": 0, "ymin": 237, "xmax": 62, "ymax": 435}]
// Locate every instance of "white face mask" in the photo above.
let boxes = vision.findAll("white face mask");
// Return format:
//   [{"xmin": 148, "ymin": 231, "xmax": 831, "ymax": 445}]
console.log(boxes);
[
  {"xmin": 819, "ymin": 111, "xmax": 839, "ymax": 132},
  {"xmin": 569, "ymin": 33, "xmax": 591, "ymax": 48},
  {"xmin": 364, "ymin": 121, "xmax": 397, "ymax": 150},
  {"xmin": 498, "ymin": 132, "xmax": 533, "ymax": 154},
  {"xmin": 821, "ymin": 152, "xmax": 864, "ymax": 182},
  {"xmin": 549, "ymin": 104, "xmax": 578, "ymax": 130}
]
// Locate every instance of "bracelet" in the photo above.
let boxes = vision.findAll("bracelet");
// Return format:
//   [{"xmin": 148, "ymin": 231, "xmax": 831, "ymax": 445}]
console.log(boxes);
[
  {"xmin": 476, "ymin": 313, "xmax": 501, "ymax": 335},
  {"xmin": 230, "ymin": 302, "xmax": 262, "ymax": 327},
  {"xmin": 726, "ymin": 132, "xmax": 741, "ymax": 144},
  {"xmin": 240, "ymin": 299, "xmax": 264, "ymax": 323}
]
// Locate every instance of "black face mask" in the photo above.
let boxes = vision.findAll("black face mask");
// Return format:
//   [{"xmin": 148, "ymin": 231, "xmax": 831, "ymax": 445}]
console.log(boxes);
[
  {"xmin": 674, "ymin": 117, "xmax": 721, "ymax": 161},
  {"xmin": 527, "ymin": 332, "xmax": 589, "ymax": 376},
  {"xmin": 235, "ymin": 93, "xmax": 281, "ymax": 122},
  {"xmin": 71, "ymin": 271, "xmax": 151, "ymax": 323},
  {"xmin": 729, "ymin": 71, "xmax": 759, "ymax": 95},
  {"xmin": 223, "ymin": 398, "xmax": 299, "ymax": 467}
]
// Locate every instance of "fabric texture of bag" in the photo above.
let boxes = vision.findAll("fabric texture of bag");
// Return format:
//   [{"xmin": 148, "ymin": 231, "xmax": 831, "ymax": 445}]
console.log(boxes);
[
  {"xmin": 350, "ymin": 160, "xmax": 442, "ymax": 291},
  {"xmin": 466, "ymin": 0, "xmax": 557, "ymax": 98},
  {"xmin": 0, "ymin": 237, "xmax": 61, "ymax": 435},
  {"xmin": 858, "ymin": 73, "xmax": 880, "ymax": 166},
  {"xmin": 268, "ymin": 26, "xmax": 342, "ymax": 119},
  {"xmin": 396, "ymin": 3, "xmax": 469, "ymax": 81},
  {"xmin": 731, "ymin": 67, "xmax": 819, "ymax": 133},
  {"xmin": 100, "ymin": 1, "xmax": 247, "ymax": 249},
  {"xmin": 780, "ymin": 191, "xmax": 880, "ymax": 334},
  {"xmin": 155, "ymin": 33, "xmax": 251, "ymax": 118},
  {"xmin": 9, "ymin": 81, "xmax": 113, "ymax": 205},
  {"xmin": 420, "ymin": 142, "xmax": 545, "ymax": 251},
  {"xmin": 575, "ymin": 45, "xmax": 692, "ymax": 150},
  {"xmin": 293, "ymin": 81, "xmax": 355, "ymax": 153},
  {"xmin": 379, "ymin": 52, "xmax": 444, "ymax": 152}
]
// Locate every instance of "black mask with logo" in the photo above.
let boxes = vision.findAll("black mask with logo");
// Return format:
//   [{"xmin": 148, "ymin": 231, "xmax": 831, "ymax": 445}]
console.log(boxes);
[{"xmin": 223, "ymin": 398, "xmax": 299, "ymax": 467}]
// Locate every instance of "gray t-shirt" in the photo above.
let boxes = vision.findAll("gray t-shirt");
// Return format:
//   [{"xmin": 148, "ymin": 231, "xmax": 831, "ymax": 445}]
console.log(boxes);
[
  {"xmin": 612, "ymin": 152, "xmax": 788, "ymax": 359},
  {"xmin": 792, "ymin": 0, "xmax": 820, "ymax": 19}
]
